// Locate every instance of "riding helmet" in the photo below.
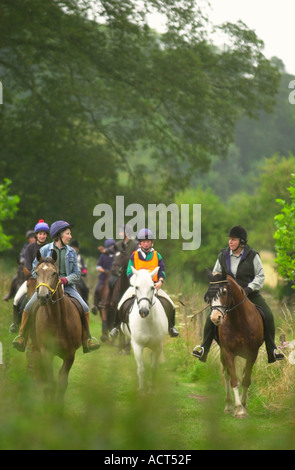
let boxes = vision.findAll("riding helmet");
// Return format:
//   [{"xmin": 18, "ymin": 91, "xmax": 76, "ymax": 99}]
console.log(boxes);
[
  {"xmin": 50, "ymin": 220, "xmax": 73, "ymax": 239},
  {"xmin": 34, "ymin": 219, "xmax": 49, "ymax": 234},
  {"xmin": 228, "ymin": 225, "xmax": 247, "ymax": 244},
  {"xmin": 104, "ymin": 238, "xmax": 116, "ymax": 248},
  {"xmin": 137, "ymin": 228, "xmax": 155, "ymax": 241}
]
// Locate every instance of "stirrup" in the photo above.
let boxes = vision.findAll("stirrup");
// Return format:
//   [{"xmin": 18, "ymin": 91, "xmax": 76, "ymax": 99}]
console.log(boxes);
[
  {"xmin": 110, "ymin": 327, "xmax": 119, "ymax": 339},
  {"xmin": 83, "ymin": 337, "xmax": 100, "ymax": 353},
  {"xmin": 169, "ymin": 326, "xmax": 179, "ymax": 337},
  {"xmin": 274, "ymin": 349, "xmax": 285, "ymax": 361},
  {"xmin": 192, "ymin": 345, "xmax": 204, "ymax": 359},
  {"xmin": 12, "ymin": 335, "xmax": 27, "ymax": 352}
]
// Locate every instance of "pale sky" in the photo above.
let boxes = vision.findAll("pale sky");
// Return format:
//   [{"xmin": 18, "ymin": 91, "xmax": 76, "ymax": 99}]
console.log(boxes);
[
  {"xmin": 208, "ymin": 0, "xmax": 295, "ymax": 75},
  {"xmin": 148, "ymin": 0, "xmax": 295, "ymax": 75}
]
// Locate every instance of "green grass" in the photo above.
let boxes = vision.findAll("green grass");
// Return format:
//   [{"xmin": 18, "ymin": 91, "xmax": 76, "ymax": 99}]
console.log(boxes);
[{"xmin": 1, "ymin": 256, "xmax": 295, "ymax": 450}]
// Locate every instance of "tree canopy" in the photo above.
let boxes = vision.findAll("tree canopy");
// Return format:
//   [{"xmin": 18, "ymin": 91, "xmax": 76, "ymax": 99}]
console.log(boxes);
[{"xmin": 0, "ymin": 0, "xmax": 280, "ymax": 251}]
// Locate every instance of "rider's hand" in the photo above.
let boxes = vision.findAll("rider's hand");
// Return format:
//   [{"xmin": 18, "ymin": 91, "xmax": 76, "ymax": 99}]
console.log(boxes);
[
  {"xmin": 60, "ymin": 277, "xmax": 68, "ymax": 285},
  {"xmin": 154, "ymin": 279, "xmax": 163, "ymax": 290}
]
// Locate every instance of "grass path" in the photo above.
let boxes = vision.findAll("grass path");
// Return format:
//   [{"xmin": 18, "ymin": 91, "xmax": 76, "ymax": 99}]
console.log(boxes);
[{"xmin": 1, "ymin": 258, "xmax": 295, "ymax": 450}]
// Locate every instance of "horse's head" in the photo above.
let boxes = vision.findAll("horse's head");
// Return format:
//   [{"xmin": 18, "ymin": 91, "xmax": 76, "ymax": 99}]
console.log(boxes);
[
  {"xmin": 35, "ymin": 250, "xmax": 60, "ymax": 305},
  {"xmin": 204, "ymin": 271, "xmax": 232, "ymax": 326},
  {"xmin": 131, "ymin": 266, "xmax": 159, "ymax": 318}
]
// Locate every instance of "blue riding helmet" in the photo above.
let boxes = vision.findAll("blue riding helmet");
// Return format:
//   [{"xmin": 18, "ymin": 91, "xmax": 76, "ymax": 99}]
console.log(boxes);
[
  {"xmin": 34, "ymin": 219, "xmax": 49, "ymax": 234},
  {"xmin": 50, "ymin": 220, "xmax": 73, "ymax": 239},
  {"xmin": 104, "ymin": 238, "xmax": 116, "ymax": 248},
  {"xmin": 137, "ymin": 228, "xmax": 154, "ymax": 241}
]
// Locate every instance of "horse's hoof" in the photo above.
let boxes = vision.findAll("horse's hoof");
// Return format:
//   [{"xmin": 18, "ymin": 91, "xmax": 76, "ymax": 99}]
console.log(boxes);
[{"xmin": 234, "ymin": 407, "xmax": 248, "ymax": 419}]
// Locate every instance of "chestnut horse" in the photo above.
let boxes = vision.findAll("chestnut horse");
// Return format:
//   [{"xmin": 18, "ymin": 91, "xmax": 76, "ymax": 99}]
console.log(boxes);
[
  {"xmin": 31, "ymin": 251, "xmax": 84, "ymax": 400},
  {"xmin": 205, "ymin": 272, "xmax": 264, "ymax": 418}
]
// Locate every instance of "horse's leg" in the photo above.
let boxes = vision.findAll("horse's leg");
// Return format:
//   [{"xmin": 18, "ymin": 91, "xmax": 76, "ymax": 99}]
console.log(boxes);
[
  {"xmin": 241, "ymin": 355, "xmax": 257, "ymax": 411},
  {"xmin": 132, "ymin": 341, "xmax": 145, "ymax": 393},
  {"xmin": 58, "ymin": 354, "xmax": 75, "ymax": 400},
  {"xmin": 149, "ymin": 346, "xmax": 162, "ymax": 392},
  {"xmin": 38, "ymin": 349, "xmax": 56, "ymax": 401},
  {"xmin": 222, "ymin": 349, "xmax": 246, "ymax": 418},
  {"xmin": 223, "ymin": 367, "xmax": 234, "ymax": 414}
]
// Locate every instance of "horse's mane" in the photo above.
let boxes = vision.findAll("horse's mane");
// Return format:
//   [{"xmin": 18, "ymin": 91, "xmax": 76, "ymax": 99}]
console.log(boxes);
[
  {"xmin": 204, "ymin": 271, "xmax": 231, "ymax": 304},
  {"xmin": 226, "ymin": 275, "xmax": 246, "ymax": 301}
]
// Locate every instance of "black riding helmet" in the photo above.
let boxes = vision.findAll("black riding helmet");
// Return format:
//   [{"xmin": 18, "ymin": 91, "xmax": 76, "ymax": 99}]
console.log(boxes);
[{"xmin": 228, "ymin": 225, "xmax": 247, "ymax": 245}]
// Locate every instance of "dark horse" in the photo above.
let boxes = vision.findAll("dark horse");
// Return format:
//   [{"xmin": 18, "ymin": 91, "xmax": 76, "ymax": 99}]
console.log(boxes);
[
  {"xmin": 205, "ymin": 272, "xmax": 264, "ymax": 418},
  {"xmin": 98, "ymin": 249, "xmax": 130, "ymax": 344},
  {"xmin": 31, "ymin": 251, "xmax": 85, "ymax": 400}
]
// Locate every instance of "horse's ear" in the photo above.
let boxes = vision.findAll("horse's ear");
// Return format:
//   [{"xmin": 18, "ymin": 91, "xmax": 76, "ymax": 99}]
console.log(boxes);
[
  {"xmin": 51, "ymin": 250, "xmax": 57, "ymax": 263},
  {"xmin": 150, "ymin": 266, "xmax": 160, "ymax": 279},
  {"xmin": 131, "ymin": 266, "xmax": 138, "ymax": 276},
  {"xmin": 37, "ymin": 250, "xmax": 42, "ymax": 262}
]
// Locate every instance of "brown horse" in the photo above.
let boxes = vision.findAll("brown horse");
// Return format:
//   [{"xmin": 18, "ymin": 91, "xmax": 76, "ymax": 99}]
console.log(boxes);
[
  {"xmin": 31, "ymin": 251, "xmax": 84, "ymax": 400},
  {"xmin": 205, "ymin": 272, "xmax": 264, "ymax": 418}
]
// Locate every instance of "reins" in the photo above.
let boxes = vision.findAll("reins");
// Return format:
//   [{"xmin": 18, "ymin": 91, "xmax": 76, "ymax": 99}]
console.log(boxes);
[{"xmin": 36, "ymin": 279, "xmax": 64, "ymax": 303}]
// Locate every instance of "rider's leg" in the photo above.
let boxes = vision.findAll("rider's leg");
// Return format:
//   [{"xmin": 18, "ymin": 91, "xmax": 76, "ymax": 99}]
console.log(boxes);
[
  {"xmin": 192, "ymin": 314, "xmax": 215, "ymax": 362},
  {"xmin": 12, "ymin": 292, "xmax": 38, "ymax": 352},
  {"xmin": 10, "ymin": 281, "xmax": 28, "ymax": 333},
  {"xmin": 157, "ymin": 289, "xmax": 179, "ymax": 337},
  {"xmin": 249, "ymin": 292, "xmax": 284, "ymax": 363},
  {"xmin": 65, "ymin": 286, "xmax": 100, "ymax": 353}
]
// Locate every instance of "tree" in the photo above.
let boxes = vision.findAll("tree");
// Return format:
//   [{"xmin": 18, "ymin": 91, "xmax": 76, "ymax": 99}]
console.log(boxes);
[
  {"xmin": 274, "ymin": 174, "xmax": 295, "ymax": 287},
  {"xmin": 0, "ymin": 179, "xmax": 20, "ymax": 251},
  {"xmin": 0, "ymin": 0, "xmax": 281, "ymax": 249}
]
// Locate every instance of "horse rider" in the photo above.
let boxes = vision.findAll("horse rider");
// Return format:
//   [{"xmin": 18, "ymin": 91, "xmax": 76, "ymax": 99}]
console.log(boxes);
[
  {"xmin": 192, "ymin": 225, "xmax": 284, "ymax": 363},
  {"xmin": 9, "ymin": 219, "xmax": 49, "ymax": 333},
  {"xmin": 3, "ymin": 229, "xmax": 35, "ymax": 302},
  {"xmin": 12, "ymin": 220, "xmax": 100, "ymax": 353},
  {"xmin": 110, "ymin": 228, "xmax": 179, "ymax": 338},
  {"xmin": 91, "ymin": 238, "xmax": 117, "ymax": 316}
]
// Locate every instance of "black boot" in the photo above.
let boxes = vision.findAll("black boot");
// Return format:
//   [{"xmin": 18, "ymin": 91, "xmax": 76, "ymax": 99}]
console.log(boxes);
[
  {"xmin": 192, "ymin": 314, "xmax": 215, "ymax": 362},
  {"xmin": 9, "ymin": 305, "xmax": 19, "ymax": 333}
]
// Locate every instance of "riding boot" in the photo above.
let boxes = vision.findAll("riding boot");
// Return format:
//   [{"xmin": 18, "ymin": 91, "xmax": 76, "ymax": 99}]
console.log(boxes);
[
  {"xmin": 12, "ymin": 309, "xmax": 30, "ymax": 352},
  {"xmin": 192, "ymin": 314, "xmax": 215, "ymax": 362},
  {"xmin": 249, "ymin": 292, "xmax": 284, "ymax": 363},
  {"xmin": 9, "ymin": 305, "xmax": 19, "ymax": 333},
  {"xmin": 168, "ymin": 309, "xmax": 179, "ymax": 337},
  {"xmin": 82, "ymin": 312, "xmax": 100, "ymax": 353}
]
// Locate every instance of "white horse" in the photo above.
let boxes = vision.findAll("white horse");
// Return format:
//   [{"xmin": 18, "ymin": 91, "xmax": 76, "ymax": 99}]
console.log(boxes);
[{"xmin": 121, "ymin": 266, "xmax": 168, "ymax": 393}]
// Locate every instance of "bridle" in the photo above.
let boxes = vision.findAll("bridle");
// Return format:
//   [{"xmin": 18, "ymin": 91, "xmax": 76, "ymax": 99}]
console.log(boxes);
[
  {"xmin": 209, "ymin": 280, "xmax": 247, "ymax": 319},
  {"xmin": 136, "ymin": 293, "xmax": 156, "ymax": 309},
  {"xmin": 135, "ymin": 285, "xmax": 156, "ymax": 310},
  {"xmin": 36, "ymin": 279, "xmax": 64, "ymax": 303}
]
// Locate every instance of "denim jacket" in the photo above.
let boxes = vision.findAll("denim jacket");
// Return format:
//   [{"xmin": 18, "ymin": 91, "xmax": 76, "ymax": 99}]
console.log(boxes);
[{"xmin": 32, "ymin": 242, "xmax": 81, "ymax": 285}]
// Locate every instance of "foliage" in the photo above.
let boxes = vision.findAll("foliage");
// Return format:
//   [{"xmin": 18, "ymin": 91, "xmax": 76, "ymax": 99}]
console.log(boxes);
[
  {"xmin": 193, "ymin": 72, "xmax": 295, "ymax": 199},
  {"xmin": 227, "ymin": 153, "xmax": 295, "ymax": 251},
  {"xmin": 165, "ymin": 187, "xmax": 230, "ymax": 280},
  {"xmin": 274, "ymin": 174, "xmax": 295, "ymax": 287},
  {"xmin": 0, "ymin": 179, "xmax": 20, "ymax": 251},
  {"xmin": 0, "ymin": 0, "xmax": 280, "ymax": 250}
]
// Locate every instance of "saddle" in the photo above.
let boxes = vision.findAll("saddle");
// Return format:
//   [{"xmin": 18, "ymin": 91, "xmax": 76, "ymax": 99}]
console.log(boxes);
[
  {"xmin": 66, "ymin": 294, "xmax": 85, "ymax": 319},
  {"xmin": 119, "ymin": 297, "xmax": 135, "ymax": 323}
]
